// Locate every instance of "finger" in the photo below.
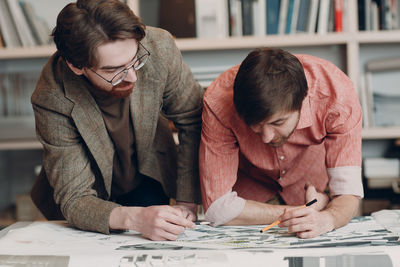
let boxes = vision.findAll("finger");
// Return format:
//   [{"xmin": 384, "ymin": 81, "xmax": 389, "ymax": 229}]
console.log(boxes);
[
  {"xmin": 280, "ymin": 207, "xmax": 312, "ymax": 221},
  {"xmin": 186, "ymin": 211, "xmax": 197, "ymax": 222},
  {"xmin": 161, "ymin": 220, "xmax": 187, "ymax": 234},
  {"xmin": 306, "ymin": 184, "xmax": 317, "ymax": 196},
  {"xmin": 297, "ymin": 230, "xmax": 319, "ymax": 239},
  {"xmin": 279, "ymin": 215, "xmax": 307, "ymax": 228},
  {"xmin": 163, "ymin": 211, "xmax": 196, "ymax": 228},
  {"xmin": 146, "ymin": 229, "xmax": 179, "ymax": 241},
  {"xmin": 167, "ymin": 205, "xmax": 186, "ymax": 217},
  {"xmin": 287, "ymin": 221, "xmax": 314, "ymax": 234}
]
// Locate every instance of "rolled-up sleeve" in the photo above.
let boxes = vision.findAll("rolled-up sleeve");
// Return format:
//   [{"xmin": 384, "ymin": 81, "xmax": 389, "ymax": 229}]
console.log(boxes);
[{"xmin": 323, "ymin": 66, "xmax": 363, "ymax": 198}]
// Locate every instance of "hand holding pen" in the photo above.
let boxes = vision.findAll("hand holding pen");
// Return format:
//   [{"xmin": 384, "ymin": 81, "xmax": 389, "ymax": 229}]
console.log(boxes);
[{"xmin": 260, "ymin": 198, "xmax": 317, "ymax": 233}]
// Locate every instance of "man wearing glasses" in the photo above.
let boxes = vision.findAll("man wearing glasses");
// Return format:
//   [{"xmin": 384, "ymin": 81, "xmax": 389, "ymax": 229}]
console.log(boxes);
[{"xmin": 30, "ymin": 0, "xmax": 203, "ymax": 241}]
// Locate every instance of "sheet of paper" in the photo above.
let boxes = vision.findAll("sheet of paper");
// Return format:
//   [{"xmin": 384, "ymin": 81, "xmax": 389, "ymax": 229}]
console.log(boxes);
[
  {"xmin": 372, "ymin": 209, "xmax": 400, "ymax": 235},
  {"xmin": 0, "ymin": 216, "xmax": 399, "ymax": 267}
]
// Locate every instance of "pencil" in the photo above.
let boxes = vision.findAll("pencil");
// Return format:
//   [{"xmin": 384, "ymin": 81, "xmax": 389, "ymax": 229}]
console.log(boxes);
[{"xmin": 259, "ymin": 198, "xmax": 318, "ymax": 233}]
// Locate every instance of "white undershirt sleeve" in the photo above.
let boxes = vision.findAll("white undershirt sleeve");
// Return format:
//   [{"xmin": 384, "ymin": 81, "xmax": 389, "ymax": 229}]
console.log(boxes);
[
  {"xmin": 204, "ymin": 190, "xmax": 246, "ymax": 226},
  {"xmin": 328, "ymin": 166, "xmax": 364, "ymax": 198}
]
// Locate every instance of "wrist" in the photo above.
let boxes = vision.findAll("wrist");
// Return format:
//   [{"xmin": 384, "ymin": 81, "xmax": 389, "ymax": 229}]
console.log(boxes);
[
  {"xmin": 321, "ymin": 210, "xmax": 336, "ymax": 232},
  {"xmin": 109, "ymin": 206, "xmax": 142, "ymax": 231}
]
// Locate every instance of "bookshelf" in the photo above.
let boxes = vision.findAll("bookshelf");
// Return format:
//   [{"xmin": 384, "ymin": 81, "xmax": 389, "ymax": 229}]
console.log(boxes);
[
  {"xmin": 2, "ymin": 42, "xmax": 400, "ymax": 147},
  {"xmin": 0, "ymin": 2, "xmax": 399, "ymax": 145}
]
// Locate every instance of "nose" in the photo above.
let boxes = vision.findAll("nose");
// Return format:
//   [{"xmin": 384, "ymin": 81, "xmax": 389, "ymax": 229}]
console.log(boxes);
[
  {"xmin": 253, "ymin": 124, "xmax": 274, "ymax": 143},
  {"xmin": 260, "ymin": 127, "xmax": 275, "ymax": 143},
  {"xmin": 125, "ymin": 67, "xmax": 137, "ymax": 83}
]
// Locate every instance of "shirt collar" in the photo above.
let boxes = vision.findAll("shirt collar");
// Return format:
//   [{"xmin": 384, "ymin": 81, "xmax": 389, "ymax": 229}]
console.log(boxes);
[{"xmin": 296, "ymin": 95, "xmax": 312, "ymax": 129}]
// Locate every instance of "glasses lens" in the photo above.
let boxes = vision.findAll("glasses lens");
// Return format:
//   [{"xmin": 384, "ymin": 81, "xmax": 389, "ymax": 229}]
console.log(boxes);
[
  {"xmin": 134, "ymin": 54, "xmax": 149, "ymax": 71},
  {"xmin": 111, "ymin": 71, "xmax": 127, "ymax": 86}
]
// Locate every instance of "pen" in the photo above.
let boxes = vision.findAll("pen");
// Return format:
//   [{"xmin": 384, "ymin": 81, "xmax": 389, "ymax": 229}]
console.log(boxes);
[{"xmin": 260, "ymin": 198, "xmax": 317, "ymax": 233}]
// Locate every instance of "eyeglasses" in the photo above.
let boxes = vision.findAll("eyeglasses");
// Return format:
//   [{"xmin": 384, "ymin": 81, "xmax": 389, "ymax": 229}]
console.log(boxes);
[{"xmin": 89, "ymin": 42, "xmax": 150, "ymax": 86}]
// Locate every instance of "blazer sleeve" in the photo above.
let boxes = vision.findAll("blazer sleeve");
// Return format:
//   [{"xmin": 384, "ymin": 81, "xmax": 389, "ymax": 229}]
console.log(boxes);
[
  {"xmin": 156, "ymin": 30, "xmax": 204, "ymax": 203},
  {"xmin": 31, "ymin": 67, "xmax": 119, "ymax": 234}
]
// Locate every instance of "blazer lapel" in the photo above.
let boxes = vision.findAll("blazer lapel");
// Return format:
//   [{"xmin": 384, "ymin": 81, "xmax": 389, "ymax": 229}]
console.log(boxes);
[
  {"xmin": 63, "ymin": 71, "xmax": 114, "ymax": 197},
  {"xmin": 130, "ymin": 68, "xmax": 163, "ymax": 178}
]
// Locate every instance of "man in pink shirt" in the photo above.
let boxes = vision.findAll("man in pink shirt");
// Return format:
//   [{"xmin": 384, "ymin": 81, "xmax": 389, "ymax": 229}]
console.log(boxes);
[{"xmin": 199, "ymin": 48, "xmax": 363, "ymax": 238}]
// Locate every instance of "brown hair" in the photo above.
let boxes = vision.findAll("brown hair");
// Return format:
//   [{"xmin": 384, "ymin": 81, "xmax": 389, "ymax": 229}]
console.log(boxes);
[
  {"xmin": 52, "ymin": 0, "xmax": 146, "ymax": 68},
  {"xmin": 233, "ymin": 48, "xmax": 308, "ymax": 126}
]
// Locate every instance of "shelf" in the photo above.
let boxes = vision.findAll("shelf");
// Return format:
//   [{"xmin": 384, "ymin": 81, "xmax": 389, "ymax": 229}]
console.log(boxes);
[
  {"xmin": 0, "ymin": 45, "xmax": 56, "ymax": 60},
  {"xmin": 362, "ymin": 127, "xmax": 400, "ymax": 140},
  {"xmin": 356, "ymin": 30, "xmax": 400, "ymax": 44},
  {"xmin": 0, "ymin": 139, "xmax": 41, "ymax": 150},
  {"xmin": 176, "ymin": 32, "xmax": 350, "ymax": 51},
  {"xmin": 1, "ymin": 31, "xmax": 400, "ymax": 58}
]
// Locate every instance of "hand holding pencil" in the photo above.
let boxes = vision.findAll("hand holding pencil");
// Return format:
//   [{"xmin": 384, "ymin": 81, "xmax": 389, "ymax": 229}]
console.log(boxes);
[{"xmin": 260, "ymin": 198, "xmax": 317, "ymax": 233}]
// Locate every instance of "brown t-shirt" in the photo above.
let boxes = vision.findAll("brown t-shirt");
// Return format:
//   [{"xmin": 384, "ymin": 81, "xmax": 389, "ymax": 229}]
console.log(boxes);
[{"xmin": 88, "ymin": 88, "xmax": 141, "ymax": 199}]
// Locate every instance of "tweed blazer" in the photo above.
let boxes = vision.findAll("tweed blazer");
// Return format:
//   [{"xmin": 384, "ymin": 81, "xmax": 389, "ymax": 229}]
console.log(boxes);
[{"xmin": 30, "ymin": 27, "xmax": 204, "ymax": 234}]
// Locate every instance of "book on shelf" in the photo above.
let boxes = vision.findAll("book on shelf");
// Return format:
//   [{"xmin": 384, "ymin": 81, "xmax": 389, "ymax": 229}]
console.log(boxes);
[
  {"xmin": 0, "ymin": 72, "xmax": 39, "ymax": 117},
  {"xmin": 0, "ymin": 0, "xmax": 22, "ymax": 48},
  {"xmin": 358, "ymin": 0, "xmax": 366, "ymax": 30},
  {"xmin": 266, "ymin": 0, "xmax": 280, "ymax": 34},
  {"xmin": 296, "ymin": 0, "xmax": 311, "ymax": 33},
  {"xmin": 307, "ymin": 0, "xmax": 319, "ymax": 33},
  {"xmin": 359, "ymin": 73, "xmax": 373, "ymax": 128},
  {"xmin": 0, "ymin": 32, "xmax": 4, "ymax": 48},
  {"xmin": 361, "ymin": 57, "xmax": 400, "ymax": 127},
  {"xmin": 228, "ymin": 0, "xmax": 243, "ymax": 36},
  {"xmin": 371, "ymin": 0, "xmax": 379, "ymax": 31},
  {"xmin": 6, "ymin": 0, "xmax": 37, "ymax": 47},
  {"xmin": 195, "ymin": 0, "xmax": 229, "ymax": 38},
  {"xmin": 328, "ymin": 0, "xmax": 336, "ymax": 32},
  {"xmin": 19, "ymin": 1, "xmax": 52, "ymax": 45},
  {"xmin": 252, "ymin": 0, "xmax": 267, "ymax": 36},
  {"xmin": 334, "ymin": 0, "xmax": 343, "ymax": 32},
  {"xmin": 359, "ymin": 0, "xmax": 400, "ymax": 31},
  {"xmin": 289, "ymin": 0, "xmax": 300, "ymax": 33},
  {"xmin": 241, "ymin": 0, "xmax": 254, "ymax": 35},
  {"xmin": 285, "ymin": 0, "xmax": 295, "ymax": 34},
  {"xmin": 159, "ymin": 0, "xmax": 196, "ymax": 38},
  {"xmin": 278, "ymin": 0, "xmax": 289, "ymax": 34},
  {"xmin": 317, "ymin": 0, "xmax": 331, "ymax": 34}
]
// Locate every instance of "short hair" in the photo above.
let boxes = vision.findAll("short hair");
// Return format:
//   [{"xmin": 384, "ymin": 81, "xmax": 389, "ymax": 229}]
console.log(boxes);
[
  {"xmin": 233, "ymin": 48, "xmax": 308, "ymax": 126},
  {"xmin": 52, "ymin": 0, "xmax": 146, "ymax": 69}
]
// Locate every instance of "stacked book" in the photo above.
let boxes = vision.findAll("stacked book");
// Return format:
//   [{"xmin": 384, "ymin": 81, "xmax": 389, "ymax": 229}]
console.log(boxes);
[
  {"xmin": 358, "ymin": 0, "xmax": 400, "ymax": 31},
  {"xmin": 0, "ymin": 72, "xmax": 39, "ymax": 117},
  {"xmin": 359, "ymin": 57, "xmax": 400, "ymax": 128},
  {"xmin": 157, "ymin": 0, "xmax": 349, "ymax": 40},
  {"xmin": 0, "ymin": 0, "xmax": 52, "ymax": 48}
]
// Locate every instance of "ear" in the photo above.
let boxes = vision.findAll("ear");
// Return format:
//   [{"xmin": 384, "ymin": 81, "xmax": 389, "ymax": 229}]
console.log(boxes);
[{"xmin": 66, "ymin": 61, "xmax": 85, "ymax": 76}]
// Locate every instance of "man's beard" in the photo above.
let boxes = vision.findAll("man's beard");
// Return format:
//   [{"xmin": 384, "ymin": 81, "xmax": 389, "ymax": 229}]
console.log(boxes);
[
  {"xmin": 109, "ymin": 81, "xmax": 134, "ymax": 98},
  {"xmin": 267, "ymin": 115, "xmax": 299, "ymax": 147},
  {"xmin": 90, "ymin": 80, "xmax": 134, "ymax": 99}
]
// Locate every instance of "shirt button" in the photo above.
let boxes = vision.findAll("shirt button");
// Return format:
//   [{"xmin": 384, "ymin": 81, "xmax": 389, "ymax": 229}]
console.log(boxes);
[
  {"xmin": 280, "ymin": 155, "xmax": 285, "ymax": 160},
  {"xmin": 281, "ymin": 170, "xmax": 286, "ymax": 174}
]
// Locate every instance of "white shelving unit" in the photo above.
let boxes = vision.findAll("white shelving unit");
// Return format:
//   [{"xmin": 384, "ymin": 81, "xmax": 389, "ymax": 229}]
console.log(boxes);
[{"xmin": 1, "ymin": 1, "xmax": 400, "ymax": 151}]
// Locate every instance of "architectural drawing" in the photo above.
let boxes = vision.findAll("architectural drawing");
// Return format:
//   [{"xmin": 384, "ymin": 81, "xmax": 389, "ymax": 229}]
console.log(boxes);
[
  {"xmin": 0, "ymin": 216, "xmax": 399, "ymax": 267},
  {"xmin": 112, "ymin": 216, "xmax": 400, "ymax": 252},
  {"xmin": 119, "ymin": 252, "xmax": 228, "ymax": 267}
]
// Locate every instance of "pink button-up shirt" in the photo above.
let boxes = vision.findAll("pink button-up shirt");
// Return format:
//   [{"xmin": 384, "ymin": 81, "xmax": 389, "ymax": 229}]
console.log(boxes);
[{"xmin": 199, "ymin": 54, "xmax": 363, "ymax": 226}]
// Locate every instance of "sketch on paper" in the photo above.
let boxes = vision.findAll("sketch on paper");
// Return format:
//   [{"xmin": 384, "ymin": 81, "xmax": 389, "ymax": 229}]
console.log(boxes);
[
  {"xmin": 115, "ymin": 216, "xmax": 400, "ymax": 251},
  {"xmin": 118, "ymin": 252, "xmax": 228, "ymax": 267},
  {"xmin": 0, "ymin": 255, "xmax": 69, "ymax": 267}
]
